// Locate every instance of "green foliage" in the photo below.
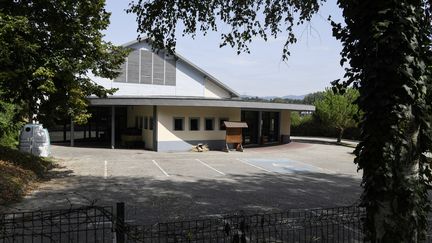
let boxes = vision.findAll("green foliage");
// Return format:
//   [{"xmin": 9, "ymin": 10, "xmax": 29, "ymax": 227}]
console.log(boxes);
[
  {"xmin": 303, "ymin": 91, "xmax": 325, "ymax": 105},
  {"xmin": 0, "ymin": 1, "xmax": 128, "ymax": 125},
  {"xmin": 270, "ymin": 97, "xmax": 304, "ymax": 104},
  {"xmin": 290, "ymin": 112, "xmax": 302, "ymax": 127},
  {"xmin": 291, "ymin": 111, "xmax": 361, "ymax": 141},
  {"xmin": 314, "ymin": 88, "xmax": 360, "ymax": 142},
  {"xmin": 242, "ymin": 92, "xmax": 324, "ymax": 105},
  {"xmin": 128, "ymin": 0, "xmax": 323, "ymax": 59},
  {"xmin": 291, "ymin": 112, "xmax": 313, "ymax": 127},
  {"xmin": 331, "ymin": 0, "xmax": 432, "ymax": 241},
  {"xmin": 242, "ymin": 96, "xmax": 307, "ymax": 104},
  {"xmin": 0, "ymin": 99, "xmax": 22, "ymax": 147},
  {"xmin": 291, "ymin": 91, "xmax": 361, "ymax": 141}
]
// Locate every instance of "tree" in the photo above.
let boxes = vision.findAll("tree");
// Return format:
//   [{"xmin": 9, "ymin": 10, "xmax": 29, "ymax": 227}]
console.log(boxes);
[
  {"xmin": 303, "ymin": 91, "xmax": 325, "ymax": 105},
  {"xmin": 0, "ymin": 1, "xmax": 128, "ymax": 125},
  {"xmin": 0, "ymin": 99, "xmax": 22, "ymax": 147},
  {"xmin": 129, "ymin": 0, "xmax": 432, "ymax": 241},
  {"xmin": 330, "ymin": 1, "xmax": 432, "ymax": 242},
  {"xmin": 314, "ymin": 88, "xmax": 359, "ymax": 143}
]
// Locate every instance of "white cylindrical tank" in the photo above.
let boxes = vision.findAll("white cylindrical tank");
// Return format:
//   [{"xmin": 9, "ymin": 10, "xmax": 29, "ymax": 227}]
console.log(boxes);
[{"xmin": 19, "ymin": 124, "xmax": 51, "ymax": 157}]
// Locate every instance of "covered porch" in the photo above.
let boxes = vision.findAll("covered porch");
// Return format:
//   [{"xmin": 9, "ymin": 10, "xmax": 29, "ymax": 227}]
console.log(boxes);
[{"xmin": 51, "ymin": 97, "xmax": 314, "ymax": 152}]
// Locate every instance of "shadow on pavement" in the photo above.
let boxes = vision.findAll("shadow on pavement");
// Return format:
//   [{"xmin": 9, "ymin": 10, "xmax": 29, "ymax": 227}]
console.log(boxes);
[
  {"xmin": 8, "ymin": 169, "xmax": 362, "ymax": 224},
  {"xmin": 291, "ymin": 138, "xmax": 357, "ymax": 149}
]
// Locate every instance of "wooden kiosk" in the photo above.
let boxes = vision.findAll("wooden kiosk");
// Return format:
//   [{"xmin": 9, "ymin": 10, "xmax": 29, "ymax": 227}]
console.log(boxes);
[{"xmin": 224, "ymin": 121, "xmax": 248, "ymax": 152}]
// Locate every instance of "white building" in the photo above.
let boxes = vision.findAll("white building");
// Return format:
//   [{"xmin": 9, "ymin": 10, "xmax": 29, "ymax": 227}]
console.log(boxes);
[{"xmin": 64, "ymin": 40, "xmax": 314, "ymax": 152}]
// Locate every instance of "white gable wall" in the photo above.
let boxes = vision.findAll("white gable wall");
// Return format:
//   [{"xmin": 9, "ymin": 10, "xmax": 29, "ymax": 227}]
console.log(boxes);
[
  {"xmin": 204, "ymin": 78, "xmax": 231, "ymax": 98},
  {"xmin": 90, "ymin": 41, "xmax": 232, "ymax": 99},
  {"xmin": 175, "ymin": 60, "xmax": 205, "ymax": 97},
  {"xmin": 92, "ymin": 76, "xmax": 176, "ymax": 96}
]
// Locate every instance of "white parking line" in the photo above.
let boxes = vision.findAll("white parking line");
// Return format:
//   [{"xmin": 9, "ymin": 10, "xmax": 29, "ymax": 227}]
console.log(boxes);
[
  {"xmin": 104, "ymin": 160, "xmax": 108, "ymax": 179},
  {"xmin": 236, "ymin": 159, "xmax": 273, "ymax": 173},
  {"xmin": 290, "ymin": 160, "xmax": 336, "ymax": 174},
  {"xmin": 152, "ymin": 160, "xmax": 170, "ymax": 177},
  {"xmin": 196, "ymin": 159, "xmax": 226, "ymax": 175}
]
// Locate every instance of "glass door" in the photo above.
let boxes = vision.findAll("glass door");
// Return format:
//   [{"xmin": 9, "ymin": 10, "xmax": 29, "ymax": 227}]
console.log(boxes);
[
  {"xmin": 241, "ymin": 111, "xmax": 259, "ymax": 145},
  {"xmin": 261, "ymin": 111, "xmax": 280, "ymax": 143}
]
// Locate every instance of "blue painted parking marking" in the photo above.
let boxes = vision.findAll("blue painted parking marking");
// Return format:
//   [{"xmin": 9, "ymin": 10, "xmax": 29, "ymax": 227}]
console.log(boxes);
[{"xmin": 244, "ymin": 158, "xmax": 319, "ymax": 174}]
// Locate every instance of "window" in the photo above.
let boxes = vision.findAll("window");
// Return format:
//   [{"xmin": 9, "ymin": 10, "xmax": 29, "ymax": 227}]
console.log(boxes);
[
  {"xmin": 173, "ymin": 117, "xmax": 184, "ymax": 131},
  {"xmin": 189, "ymin": 117, "xmax": 200, "ymax": 131},
  {"xmin": 149, "ymin": 117, "xmax": 153, "ymax": 130},
  {"xmin": 219, "ymin": 118, "xmax": 228, "ymax": 130},
  {"xmin": 205, "ymin": 118, "xmax": 214, "ymax": 131},
  {"xmin": 143, "ymin": 116, "xmax": 148, "ymax": 129}
]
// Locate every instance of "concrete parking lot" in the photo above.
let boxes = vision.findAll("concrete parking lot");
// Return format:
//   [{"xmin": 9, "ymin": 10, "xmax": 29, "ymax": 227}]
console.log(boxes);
[{"xmin": 10, "ymin": 139, "xmax": 362, "ymax": 224}]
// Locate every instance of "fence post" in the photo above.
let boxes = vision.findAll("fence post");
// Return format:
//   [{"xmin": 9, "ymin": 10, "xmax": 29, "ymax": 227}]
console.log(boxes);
[{"xmin": 116, "ymin": 202, "xmax": 125, "ymax": 243}]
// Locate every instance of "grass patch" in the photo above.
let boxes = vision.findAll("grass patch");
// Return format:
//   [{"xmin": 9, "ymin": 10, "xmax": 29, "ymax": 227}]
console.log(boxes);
[{"xmin": 0, "ymin": 146, "xmax": 55, "ymax": 205}]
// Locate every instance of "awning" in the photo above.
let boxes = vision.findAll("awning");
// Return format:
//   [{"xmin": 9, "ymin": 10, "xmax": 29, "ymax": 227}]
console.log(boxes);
[
  {"xmin": 224, "ymin": 121, "xmax": 248, "ymax": 128},
  {"xmin": 88, "ymin": 96, "xmax": 315, "ymax": 112}
]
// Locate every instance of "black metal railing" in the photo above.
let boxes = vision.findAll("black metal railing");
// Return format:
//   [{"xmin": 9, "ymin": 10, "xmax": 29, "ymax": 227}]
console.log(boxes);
[
  {"xmin": 124, "ymin": 206, "xmax": 366, "ymax": 242},
  {"xmin": 4, "ymin": 204, "xmax": 432, "ymax": 243},
  {"xmin": 0, "ymin": 206, "xmax": 113, "ymax": 243}
]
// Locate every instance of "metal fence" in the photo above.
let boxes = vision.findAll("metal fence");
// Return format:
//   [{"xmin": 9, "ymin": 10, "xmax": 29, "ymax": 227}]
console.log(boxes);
[
  {"xmin": 0, "ymin": 206, "xmax": 113, "ymax": 243},
  {"xmin": 0, "ymin": 204, "xmax": 393, "ymax": 243},
  {"xmin": 124, "ymin": 206, "xmax": 366, "ymax": 242}
]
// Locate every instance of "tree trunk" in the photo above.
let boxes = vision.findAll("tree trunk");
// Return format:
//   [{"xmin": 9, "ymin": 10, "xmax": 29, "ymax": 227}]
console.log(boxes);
[
  {"xmin": 364, "ymin": 111, "xmax": 421, "ymax": 242},
  {"xmin": 333, "ymin": 1, "xmax": 430, "ymax": 241},
  {"xmin": 337, "ymin": 128, "xmax": 343, "ymax": 144}
]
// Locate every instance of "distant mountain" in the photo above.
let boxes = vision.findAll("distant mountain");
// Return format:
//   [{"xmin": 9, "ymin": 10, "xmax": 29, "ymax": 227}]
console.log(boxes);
[
  {"xmin": 241, "ymin": 94, "xmax": 306, "ymax": 100},
  {"xmin": 281, "ymin": 95, "xmax": 306, "ymax": 100}
]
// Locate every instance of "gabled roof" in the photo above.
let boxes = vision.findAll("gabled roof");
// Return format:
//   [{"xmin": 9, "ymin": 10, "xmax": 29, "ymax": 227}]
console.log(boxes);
[{"xmin": 122, "ymin": 39, "xmax": 240, "ymax": 98}]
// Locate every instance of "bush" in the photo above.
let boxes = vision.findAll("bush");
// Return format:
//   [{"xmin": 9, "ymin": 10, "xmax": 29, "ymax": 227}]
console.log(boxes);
[
  {"xmin": 291, "ymin": 112, "xmax": 360, "ymax": 140},
  {"xmin": 290, "ymin": 88, "xmax": 362, "ymax": 142},
  {"xmin": 0, "ymin": 100, "xmax": 23, "ymax": 148}
]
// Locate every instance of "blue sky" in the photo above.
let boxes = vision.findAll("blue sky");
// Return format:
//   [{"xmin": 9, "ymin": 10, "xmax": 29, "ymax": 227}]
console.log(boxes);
[{"xmin": 104, "ymin": 1, "xmax": 344, "ymax": 97}]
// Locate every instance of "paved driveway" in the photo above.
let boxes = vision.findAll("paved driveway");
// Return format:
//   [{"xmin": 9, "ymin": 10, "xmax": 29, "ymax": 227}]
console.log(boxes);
[{"xmin": 10, "ymin": 139, "xmax": 362, "ymax": 224}]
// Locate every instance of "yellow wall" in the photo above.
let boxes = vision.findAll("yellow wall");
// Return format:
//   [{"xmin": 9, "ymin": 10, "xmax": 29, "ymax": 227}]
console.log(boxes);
[
  {"xmin": 127, "ymin": 106, "xmax": 154, "ymax": 149},
  {"xmin": 157, "ymin": 106, "xmax": 241, "ymax": 142},
  {"xmin": 127, "ymin": 106, "xmax": 292, "ymax": 150},
  {"xmin": 280, "ymin": 110, "xmax": 291, "ymax": 135}
]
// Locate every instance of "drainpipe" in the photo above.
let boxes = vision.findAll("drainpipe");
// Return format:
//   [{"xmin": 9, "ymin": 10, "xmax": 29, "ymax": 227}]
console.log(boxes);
[
  {"xmin": 152, "ymin": 106, "xmax": 158, "ymax": 151},
  {"xmin": 111, "ymin": 106, "xmax": 115, "ymax": 149},
  {"xmin": 258, "ymin": 111, "xmax": 263, "ymax": 145}
]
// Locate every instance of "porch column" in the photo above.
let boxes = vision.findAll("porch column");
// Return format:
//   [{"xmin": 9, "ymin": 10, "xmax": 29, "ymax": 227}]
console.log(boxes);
[
  {"xmin": 258, "ymin": 111, "xmax": 263, "ymax": 144},
  {"xmin": 70, "ymin": 118, "xmax": 74, "ymax": 147},
  {"xmin": 95, "ymin": 109, "xmax": 99, "ymax": 139},
  {"xmin": 152, "ymin": 106, "xmax": 158, "ymax": 151},
  {"xmin": 88, "ymin": 122, "xmax": 91, "ymax": 139},
  {"xmin": 63, "ymin": 123, "xmax": 67, "ymax": 142},
  {"xmin": 280, "ymin": 110, "xmax": 291, "ymax": 144},
  {"xmin": 111, "ymin": 106, "xmax": 115, "ymax": 149}
]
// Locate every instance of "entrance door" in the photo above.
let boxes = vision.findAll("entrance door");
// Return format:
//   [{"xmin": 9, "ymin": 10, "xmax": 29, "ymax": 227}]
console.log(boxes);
[
  {"xmin": 241, "ymin": 111, "xmax": 259, "ymax": 145},
  {"xmin": 261, "ymin": 111, "xmax": 280, "ymax": 143}
]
